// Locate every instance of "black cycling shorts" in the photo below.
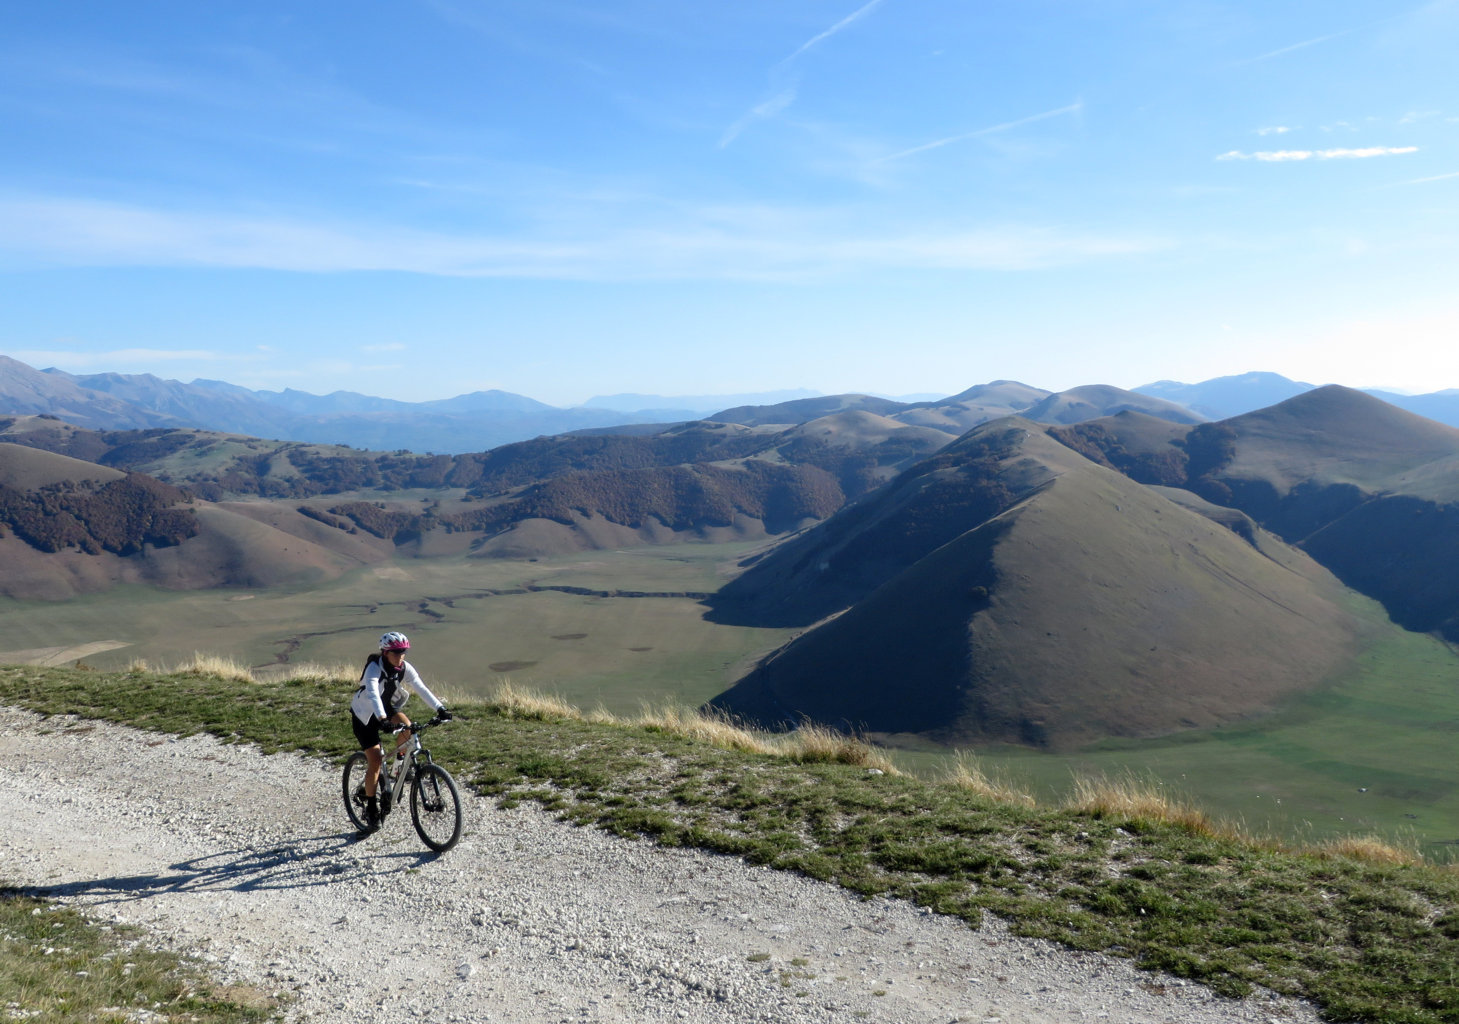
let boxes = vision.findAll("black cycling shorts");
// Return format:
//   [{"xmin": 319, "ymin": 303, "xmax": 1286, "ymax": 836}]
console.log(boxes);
[{"xmin": 352, "ymin": 712, "xmax": 386, "ymax": 751}]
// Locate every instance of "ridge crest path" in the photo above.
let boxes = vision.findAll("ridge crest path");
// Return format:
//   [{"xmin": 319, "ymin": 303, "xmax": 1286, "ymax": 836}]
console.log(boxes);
[{"xmin": 0, "ymin": 708, "xmax": 1321, "ymax": 1023}]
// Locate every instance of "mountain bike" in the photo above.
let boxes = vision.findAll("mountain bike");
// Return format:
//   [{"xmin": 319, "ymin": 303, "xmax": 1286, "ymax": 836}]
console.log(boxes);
[{"xmin": 343, "ymin": 715, "xmax": 463, "ymax": 852}]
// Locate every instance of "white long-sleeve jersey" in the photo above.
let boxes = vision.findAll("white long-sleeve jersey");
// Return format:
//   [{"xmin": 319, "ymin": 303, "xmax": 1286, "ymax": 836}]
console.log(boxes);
[{"xmin": 350, "ymin": 657, "xmax": 445, "ymax": 724}]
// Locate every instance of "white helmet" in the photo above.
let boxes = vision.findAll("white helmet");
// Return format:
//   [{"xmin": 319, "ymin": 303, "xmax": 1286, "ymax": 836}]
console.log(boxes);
[{"xmin": 379, "ymin": 631, "xmax": 411, "ymax": 651}]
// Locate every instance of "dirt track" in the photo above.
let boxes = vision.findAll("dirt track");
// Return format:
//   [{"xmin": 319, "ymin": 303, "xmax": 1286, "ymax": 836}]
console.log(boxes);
[{"xmin": 0, "ymin": 708, "xmax": 1322, "ymax": 1023}]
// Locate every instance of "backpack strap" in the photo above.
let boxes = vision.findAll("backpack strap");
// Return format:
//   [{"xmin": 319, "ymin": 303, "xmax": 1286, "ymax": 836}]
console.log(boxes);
[{"xmin": 357, "ymin": 652, "xmax": 381, "ymax": 688}]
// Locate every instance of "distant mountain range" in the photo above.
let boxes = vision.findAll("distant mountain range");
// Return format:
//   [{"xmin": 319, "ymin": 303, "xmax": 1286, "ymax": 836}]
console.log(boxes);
[
  {"xmin": 0, "ymin": 354, "xmax": 1202, "ymax": 453},
  {"xmin": 7, "ymin": 355, "xmax": 1459, "ymax": 456},
  {"xmin": 1133, "ymin": 370, "xmax": 1459, "ymax": 425}
]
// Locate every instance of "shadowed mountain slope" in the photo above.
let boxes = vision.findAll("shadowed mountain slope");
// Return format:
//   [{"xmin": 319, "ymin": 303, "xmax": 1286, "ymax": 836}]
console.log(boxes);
[
  {"xmin": 706, "ymin": 421, "xmax": 1042, "ymax": 627},
  {"xmin": 1049, "ymin": 387, "xmax": 1459, "ymax": 639},
  {"xmin": 1197, "ymin": 385, "xmax": 1459, "ymax": 494},
  {"xmin": 1045, "ymin": 411, "xmax": 1192, "ymax": 485},
  {"xmin": 708, "ymin": 421, "xmax": 1373, "ymax": 749},
  {"xmin": 1194, "ymin": 388, "xmax": 1459, "ymax": 638}
]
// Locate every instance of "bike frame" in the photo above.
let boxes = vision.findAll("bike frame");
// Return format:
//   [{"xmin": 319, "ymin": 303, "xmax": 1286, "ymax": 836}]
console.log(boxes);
[{"xmin": 381, "ymin": 723, "xmax": 434, "ymax": 806}]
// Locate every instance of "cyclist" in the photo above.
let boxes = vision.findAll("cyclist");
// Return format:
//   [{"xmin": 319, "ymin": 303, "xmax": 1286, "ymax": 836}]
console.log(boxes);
[{"xmin": 349, "ymin": 631, "xmax": 450, "ymax": 827}]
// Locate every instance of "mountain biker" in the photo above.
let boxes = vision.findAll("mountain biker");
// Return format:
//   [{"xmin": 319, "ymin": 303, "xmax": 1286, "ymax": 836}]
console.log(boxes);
[{"xmin": 349, "ymin": 631, "xmax": 450, "ymax": 827}]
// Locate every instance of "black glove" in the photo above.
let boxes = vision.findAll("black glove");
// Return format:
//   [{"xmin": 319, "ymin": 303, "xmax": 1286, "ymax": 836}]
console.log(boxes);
[{"xmin": 436, "ymin": 707, "xmax": 453, "ymax": 722}]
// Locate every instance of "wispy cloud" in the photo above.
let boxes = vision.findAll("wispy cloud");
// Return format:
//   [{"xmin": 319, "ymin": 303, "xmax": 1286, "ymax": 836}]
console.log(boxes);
[
  {"xmin": 1256, "ymin": 126, "xmax": 1294, "ymax": 136},
  {"xmin": 0, "ymin": 194, "xmax": 1166, "ymax": 280},
  {"xmin": 717, "ymin": 87, "xmax": 797, "ymax": 149},
  {"xmin": 1217, "ymin": 146, "xmax": 1419, "ymax": 161},
  {"xmin": 777, "ymin": 0, "xmax": 886, "ymax": 68},
  {"xmin": 1237, "ymin": 29, "xmax": 1352, "ymax": 64},
  {"xmin": 1387, "ymin": 169, "xmax": 1459, "ymax": 186},
  {"xmin": 876, "ymin": 101, "xmax": 1083, "ymax": 163},
  {"xmin": 719, "ymin": 0, "xmax": 887, "ymax": 148},
  {"xmin": 1236, "ymin": 6, "xmax": 1434, "ymax": 67}
]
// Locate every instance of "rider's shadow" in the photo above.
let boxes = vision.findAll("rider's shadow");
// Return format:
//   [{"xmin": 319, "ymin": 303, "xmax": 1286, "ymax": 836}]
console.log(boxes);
[{"xmin": 21, "ymin": 829, "xmax": 442, "ymax": 906}]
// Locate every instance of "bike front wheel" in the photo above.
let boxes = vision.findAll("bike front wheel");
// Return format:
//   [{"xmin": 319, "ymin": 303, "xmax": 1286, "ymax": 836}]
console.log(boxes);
[
  {"xmin": 410, "ymin": 764, "xmax": 463, "ymax": 852},
  {"xmin": 342, "ymin": 752, "xmax": 376, "ymax": 833}
]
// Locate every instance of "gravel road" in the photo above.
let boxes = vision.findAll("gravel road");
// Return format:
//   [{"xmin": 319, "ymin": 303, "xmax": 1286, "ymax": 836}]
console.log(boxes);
[{"xmin": 0, "ymin": 708, "xmax": 1322, "ymax": 1024}]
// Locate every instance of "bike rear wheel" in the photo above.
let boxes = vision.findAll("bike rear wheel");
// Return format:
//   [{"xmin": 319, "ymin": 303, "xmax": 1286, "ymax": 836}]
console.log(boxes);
[
  {"xmin": 342, "ymin": 752, "xmax": 376, "ymax": 833},
  {"xmin": 410, "ymin": 764, "xmax": 463, "ymax": 852}
]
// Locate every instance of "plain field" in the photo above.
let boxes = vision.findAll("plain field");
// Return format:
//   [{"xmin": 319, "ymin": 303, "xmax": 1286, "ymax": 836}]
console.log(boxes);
[{"xmin": 0, "ymin": 541, "xmax": 794, "ymax": 716}]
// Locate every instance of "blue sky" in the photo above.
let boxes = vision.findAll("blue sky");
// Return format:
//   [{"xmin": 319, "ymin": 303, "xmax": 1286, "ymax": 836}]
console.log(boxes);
[{"xmin": 2, "ymin": 1, "xmax": 1456, "ymax": 405}]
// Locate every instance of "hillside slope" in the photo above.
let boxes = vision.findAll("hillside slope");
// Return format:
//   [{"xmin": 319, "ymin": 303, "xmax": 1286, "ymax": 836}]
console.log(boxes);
[
  {"xmin": 1054, "ymin": 387, "xmax": 1459, "ymax": 638},
  {"xmin": 708, "ymin": 421, "xmax": 1377, "ymax": 749},
  {"xmin": 0, "ymin": 443, "xmax": 394, "ymax": 599}
]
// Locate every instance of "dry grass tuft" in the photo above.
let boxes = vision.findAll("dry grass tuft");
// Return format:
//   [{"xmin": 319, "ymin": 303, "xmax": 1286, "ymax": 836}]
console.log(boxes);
[
  {"xmin": 272, "ymin": 662, "xmax": 356, "ymax": 685},
  {"xmin": 427, "ymin": 680, "xmax": 477, "ymax": 707},
  {"xmin": 1313, "ymin": 835, "xmax": 1423, "ymax": 867},
  {"xmin": 169, "ymin": 653, "xmax": 257, "ymax": 683},
  {"xmin": 778, "ymin": 722, "xmax": 900, "ymax": 774},
  {"xmin": 944, "ymin": 752, "xmax": 1037, "ymax": 808},
  {"xmin": 636, "ymin": 703, "xmax": 778, "ymax": 755},
  {"xmin": 584, "ymin": 704, "xmax": 619, "ymax": 725},
  {"xmin": 125, "ymin": 658, "xmax": 151, "ymax": 675},
  {"xmin": 488, "ymin": 679, "xmax": 584, "ymax": 721},
  {"xmin": 477, "ymin": 682, "xmax": 898, "ymax": 771},
  {"xmin": 1064, "ymin": 773, "xmax": 1219, "ymax": 836}
]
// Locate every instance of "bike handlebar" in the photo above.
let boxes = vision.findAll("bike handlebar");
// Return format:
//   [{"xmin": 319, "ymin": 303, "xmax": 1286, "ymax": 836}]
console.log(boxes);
[{"xmin": 388, "ymin": 714, "xmax": 455, "ymax": 735}]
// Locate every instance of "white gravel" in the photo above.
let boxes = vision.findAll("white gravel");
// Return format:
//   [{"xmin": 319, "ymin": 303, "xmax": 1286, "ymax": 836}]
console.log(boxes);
[{"xmin": 0, "ymin": 707, "xmax": 1323, "ymax": 1024}]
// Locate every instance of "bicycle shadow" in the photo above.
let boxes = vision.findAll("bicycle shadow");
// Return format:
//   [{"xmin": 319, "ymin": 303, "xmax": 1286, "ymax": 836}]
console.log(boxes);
[{"xmin": 21, "ymin": 827, "xmax": 447, "ymax": 906}]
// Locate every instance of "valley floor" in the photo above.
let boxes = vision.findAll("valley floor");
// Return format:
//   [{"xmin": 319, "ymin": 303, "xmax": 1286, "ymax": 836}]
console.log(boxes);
[{"xmin": 0, "ymin": 707, "xmax": 1321, "ymax": 1024}]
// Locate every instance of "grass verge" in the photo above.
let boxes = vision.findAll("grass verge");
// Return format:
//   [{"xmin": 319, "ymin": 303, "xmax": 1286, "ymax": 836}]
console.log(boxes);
[
  {"xmin": 3, "ymin": 661, "xmax": 1459, "ymax": 1023},
  {"xmin": 0, "ymin": 888, "xmax": 279, "ymax": 1023}
]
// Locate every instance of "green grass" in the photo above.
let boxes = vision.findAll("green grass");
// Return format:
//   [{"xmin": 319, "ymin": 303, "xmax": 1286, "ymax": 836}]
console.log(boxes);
[
  {"xmin": 896, "ymin": 628, "xmax": 1459, "ymax": 861},
  {"xmin": 0, "ymin": 887, "xmax": 278, "ymax": 1023},
  {"xmin": 5, "ymin": 663, "xmax": 1459, "ymax": 1022}
]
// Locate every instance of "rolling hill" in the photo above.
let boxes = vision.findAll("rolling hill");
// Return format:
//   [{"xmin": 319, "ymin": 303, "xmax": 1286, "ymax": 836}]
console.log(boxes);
[
  {"xmin": 0, "ymin": 442, "xmax": 397, "ymax": 599},
  {"xmin": 1052, "ymin": 387, "xmax": 1459, "ymax": 639},
  {"xmin": 706, "ymin": 420, "xmax": 1376, "ymax": 749},
  {"xmin": 0, "ymin": 407, "xmax": 957, "ymax": 593},
  {"xmin": 705, "ymin": 386, "xmax": 1459, "ymax": 750},
  {"xmin": 707, "ymin": 381, "xmax": 1205, "ymax": 432},
  {"xmin": 0, "ymin": 409, "xmax": 953, "ymax": 566}
]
